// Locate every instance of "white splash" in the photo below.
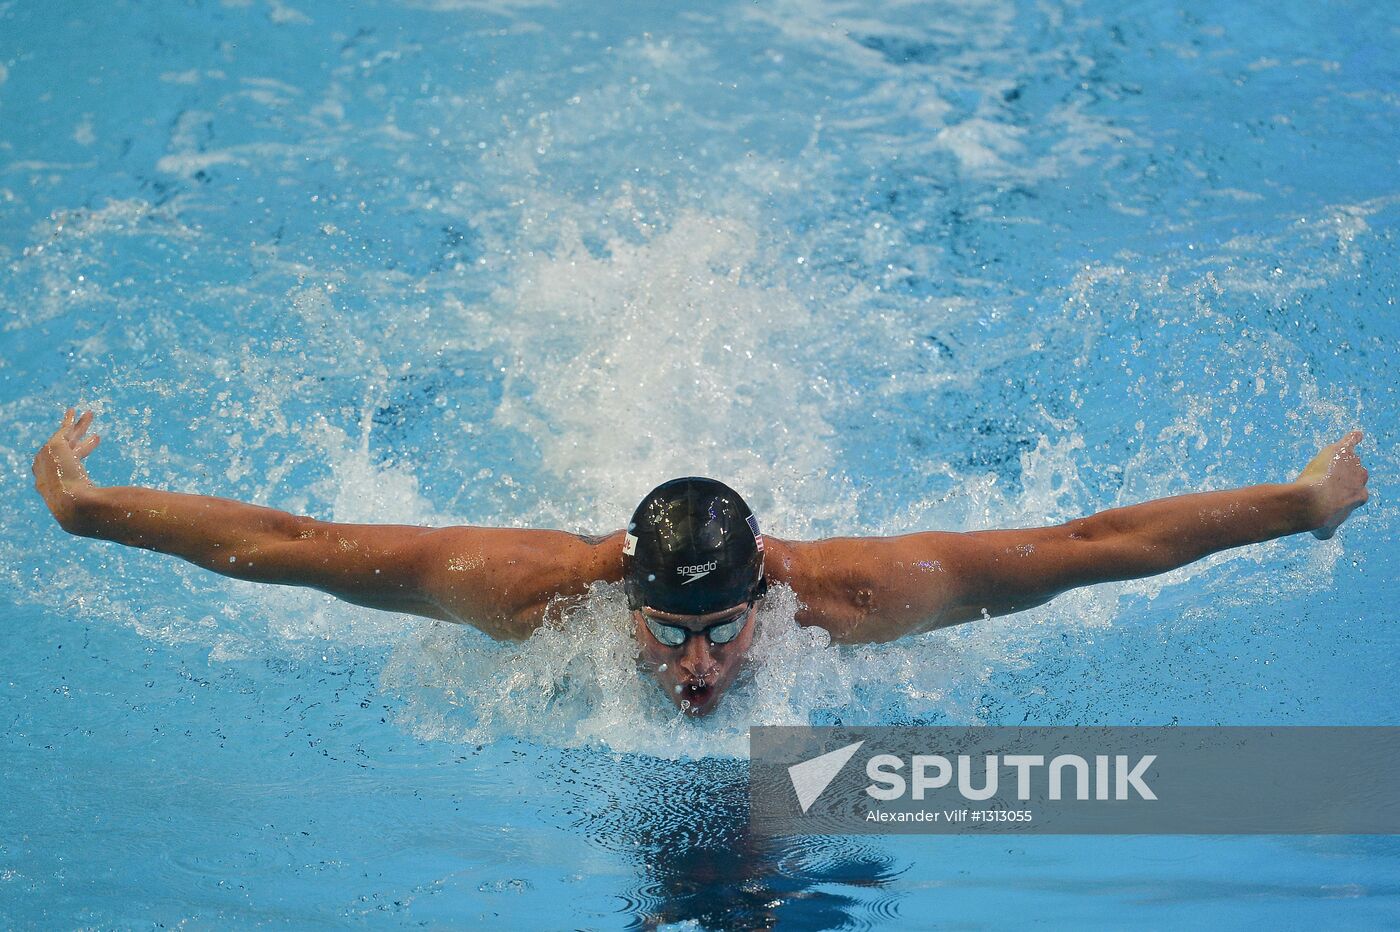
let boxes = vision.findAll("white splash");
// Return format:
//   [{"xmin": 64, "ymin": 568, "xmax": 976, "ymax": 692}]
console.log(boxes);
[{"xmin": 381, "ymin": 582, "xmax": 994, "ymax": 759}]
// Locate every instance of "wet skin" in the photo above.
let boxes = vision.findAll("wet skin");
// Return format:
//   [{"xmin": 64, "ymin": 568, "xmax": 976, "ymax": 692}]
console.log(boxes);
[
  {"xmin": 635, "ymin": 602, "xmax": 758, "ymax": 717},
  {"xmin": 36, "ymin": 409, "xmax": 1372, "ymax": 703}
]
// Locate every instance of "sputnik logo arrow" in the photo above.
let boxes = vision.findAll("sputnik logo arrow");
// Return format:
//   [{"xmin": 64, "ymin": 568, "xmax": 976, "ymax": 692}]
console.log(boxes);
[{"xmin": 788, "ymin": 740, "xmax": 865, "ymax": 813}]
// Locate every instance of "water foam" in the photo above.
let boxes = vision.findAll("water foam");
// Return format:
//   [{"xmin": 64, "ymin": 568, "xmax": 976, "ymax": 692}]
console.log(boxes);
[
  {"xmin": 382, "ymin": 581, "xmax": 989, "ymax": 759},
  {"xmin": 488, "ymin": 208, "xmax": 856, "ymax": 536}
]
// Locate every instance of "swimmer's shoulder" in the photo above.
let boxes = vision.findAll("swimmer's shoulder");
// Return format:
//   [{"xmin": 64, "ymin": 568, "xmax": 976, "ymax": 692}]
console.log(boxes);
[
  {"xmin": 424, "ymin": 525, "xmax": 624, "ymax": 577},
  {"xmin": 564, "ymin": 528, "xmax": 627, "ymax": 581},
  {"xmin": 496, "ymin": 527, "xmax": 626, "ymax": 585},
  {"xmin": 764, "ymin": 535, "xmax": 877, "ymax": 593},
  {"xmin": 763, "ymin": 536, "xmax": 873, "ymax": 641},
  {"xmin": 418, "ymin": 526, "xmax": 625, "ymax": 638},
  {"xmin": 765, "ymin": 535, "xmax": 962, "ymax": 643}
]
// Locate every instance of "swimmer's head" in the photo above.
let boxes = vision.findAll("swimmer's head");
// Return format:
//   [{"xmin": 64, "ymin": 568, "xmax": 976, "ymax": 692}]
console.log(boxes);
[
  {"xmin": 624, "ymin": 477, "xmax": 766, "ymax": 615},
  {"xmin": 624, "ymin": 477, "xmax": 766, "ymax": 716}
]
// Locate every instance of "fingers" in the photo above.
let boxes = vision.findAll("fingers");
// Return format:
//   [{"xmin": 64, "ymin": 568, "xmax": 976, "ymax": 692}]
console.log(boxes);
[
  {"xmin": 67, "ymin": 409, "xmax": 94, "ymax": 443},
  {"xmin": 77, "ymin": 434, "xmax": 100, "ymax": 458},
  {"xmin": 1339, "ymin": 429, "xmax": 1363, "ymax": 452},
  {"xmin": 54, "ymin": 408, "xmax": 95, "ymax": 446}
]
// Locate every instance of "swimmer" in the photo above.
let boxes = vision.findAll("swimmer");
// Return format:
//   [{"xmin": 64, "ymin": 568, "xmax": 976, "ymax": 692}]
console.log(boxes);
[{"xmin": 33, "ymin": 408, "xmax": 1370, "ymax": 716}]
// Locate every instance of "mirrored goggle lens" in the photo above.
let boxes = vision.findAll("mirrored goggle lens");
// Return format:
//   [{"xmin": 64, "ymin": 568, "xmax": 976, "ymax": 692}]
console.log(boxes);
[
  {"xmin": 706, "ymin": 615, "xmax": 746, "ymax": 645},
  {"xmin": 644, "ymin": 616, "xmax": 688, "ymax": 647}
]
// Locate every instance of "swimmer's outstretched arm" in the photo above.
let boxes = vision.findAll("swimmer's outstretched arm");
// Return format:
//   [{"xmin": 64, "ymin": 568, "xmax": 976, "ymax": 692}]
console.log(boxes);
[
  {"xmin": 33, "ymin": 409, "xmax": 623, "ymax": 639},
  {"xmin": 780, "ymin": 432, "xmax": 1370, "ymax": 643}
]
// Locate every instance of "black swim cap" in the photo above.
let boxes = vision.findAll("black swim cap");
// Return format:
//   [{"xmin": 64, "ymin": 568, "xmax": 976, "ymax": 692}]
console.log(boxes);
[{"xmin": 624, "ymin": 477, "xmax": 766, "ymax": 615}]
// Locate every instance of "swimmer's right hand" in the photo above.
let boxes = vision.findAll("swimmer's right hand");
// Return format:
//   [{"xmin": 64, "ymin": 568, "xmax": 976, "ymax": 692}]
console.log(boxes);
[{"xmin": 33, "ymin": 408, "xmax": 102, "ymax": 532}]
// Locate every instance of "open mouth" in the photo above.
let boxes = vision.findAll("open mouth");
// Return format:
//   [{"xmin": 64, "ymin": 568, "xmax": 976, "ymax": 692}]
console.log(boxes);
[{"xmin": 680, "ymin": 681, "xmax": 714, "ymax": 712}]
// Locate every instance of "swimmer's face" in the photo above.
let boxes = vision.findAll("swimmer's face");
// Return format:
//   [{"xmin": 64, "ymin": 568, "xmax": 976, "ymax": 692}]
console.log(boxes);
[{"xmin": 634, "ymin": 601, "xmax": 758, "ymax": 717}]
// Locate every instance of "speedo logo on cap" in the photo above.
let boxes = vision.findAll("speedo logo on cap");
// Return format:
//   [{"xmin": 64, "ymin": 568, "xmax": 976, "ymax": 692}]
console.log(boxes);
[{"xmin": 677, "ymin": 560, "xmax": 718, "ymax": 585}]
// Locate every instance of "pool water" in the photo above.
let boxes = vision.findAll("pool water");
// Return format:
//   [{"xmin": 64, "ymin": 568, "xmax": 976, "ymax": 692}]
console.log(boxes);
[{"xmin": 2, "ymin": 0, "xmax": 1398, "ymax": 927}]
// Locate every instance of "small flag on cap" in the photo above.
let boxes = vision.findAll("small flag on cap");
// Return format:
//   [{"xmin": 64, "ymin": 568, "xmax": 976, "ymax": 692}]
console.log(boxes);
[{"xmin": 747, "ymin": 514, "xmax": 764, "ymax": 552}]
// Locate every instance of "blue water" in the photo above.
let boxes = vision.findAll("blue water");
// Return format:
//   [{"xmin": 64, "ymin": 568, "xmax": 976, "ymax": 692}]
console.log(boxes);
[{"xmin": 3, "ymin": 0, "xmax": 1398, "ymax": 927}]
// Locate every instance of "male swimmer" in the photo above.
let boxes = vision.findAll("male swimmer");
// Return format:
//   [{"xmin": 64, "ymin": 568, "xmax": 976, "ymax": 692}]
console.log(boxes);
[{"xmin": 34, "ymin": 409, "xmax": 1369, "ymax": 716}]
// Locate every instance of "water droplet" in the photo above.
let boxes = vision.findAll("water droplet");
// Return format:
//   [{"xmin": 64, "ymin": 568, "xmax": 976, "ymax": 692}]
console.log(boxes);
[
  {"xmin": 658, "ymin": 664, "xmax": 667, "ymax": 672},
  {"xmin": 647, "ymin": 573, "xmax": 656, "ymax": 582},
  {"xmin": 674, "ymin": 684, "xmax": 684, "ymax": 694}
]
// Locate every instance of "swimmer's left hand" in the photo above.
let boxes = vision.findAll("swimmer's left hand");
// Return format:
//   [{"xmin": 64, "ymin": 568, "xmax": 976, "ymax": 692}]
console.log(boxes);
[{"xmin": 1295, "ymin": 430, "xmax": 1370, "ymax": 540}]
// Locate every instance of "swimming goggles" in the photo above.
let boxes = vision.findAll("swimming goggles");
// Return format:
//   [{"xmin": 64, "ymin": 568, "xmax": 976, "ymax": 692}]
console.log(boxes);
[{"xmin": 640, "ymin": 602, "xmax": 754, "ymax": 648}]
